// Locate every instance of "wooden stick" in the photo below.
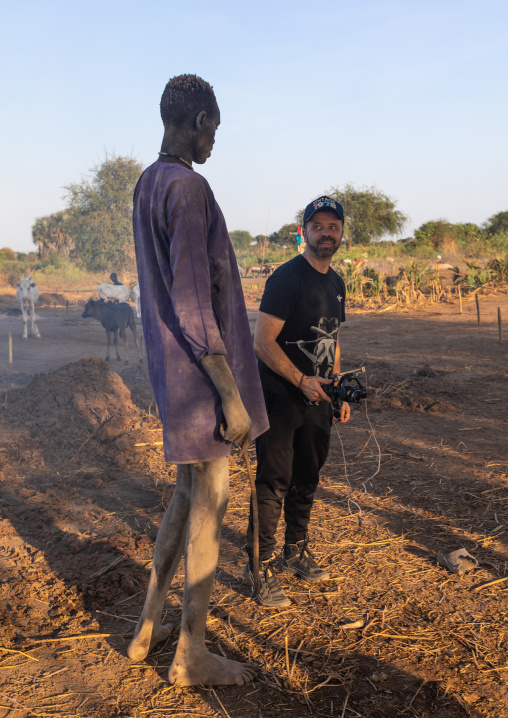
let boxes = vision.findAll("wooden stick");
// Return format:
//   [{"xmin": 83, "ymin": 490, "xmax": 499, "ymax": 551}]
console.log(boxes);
[
  {"xmin": 340, "ymin": 690, "xmax": 350, "ymax": 718},
  {"xmin": 66, "ymin": 300, "xmax": 69, "ymax": 318},
  {"xmin": 408, "ymin": 680, "xmax": 426, "ymax": 709},
  {"xmin": 290, "ymin": 639, "xmax": 304, "ymax": 686},
  {"xmin": 67, "ymin": 412, "xmax": 117, "ymax": 463},
  {"xmin": 32, "ymin": 632, "xmax": 129, "ymax": 644},
  {"xmin": 8, "ymin": 333, "xmax": 12, "ymax": 365},
  {"xmin": 211, "ymin": 688, "xmax": 232, "ymax": 718},
  {"xmin": 87, "ymin": 555, "xmax": 126, "ymax": 579},
  {"xmin": 475, "ymin": 293, "xmax": 480, "ymax": 326},
  {"xmin": 498, "ymin": 307, "xmax": 502, "ymax": 343},
  {"xmin": 458, "ymin": 284, "xmax": 462, "ymax": 314},
  {"xmin": 244, "ymin": 452, "xmax": 260, "ymax": 597},
  {"xmin": 285, "ymin": 633, "xmax": 292, "ymax": 688},
  {"xmin": 473, "ymin": 576, "xmax": 508, "ymax": 592},
  {"xmin": 339, "ymin": 619, "xmax": 364, "ymax": 629},
  {"xmin": 0, "ymin": 647, "xmax": 38, "ymax": 661}
]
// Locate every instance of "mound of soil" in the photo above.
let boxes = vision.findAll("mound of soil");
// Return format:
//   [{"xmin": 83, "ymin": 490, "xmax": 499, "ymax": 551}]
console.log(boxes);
[
  {"xmin": 0, "ymin": 294, "xmax": 19, "ymax": 310},
  {"xmin": 416, "ymin": 363, "xmax": 437, "ymax": 377},
  {"xmin": 0, "ymin": 359, "xmax": 172, "ymax": 650},
  {"xmin": 405, "ymin": 395, "xmax": 456, "ymax": 413},
  {"xmin": 38, "ymin": 292, "xmax": 67, "ymax": 306},
  {"xmin": 1, "ymin": 357, "xmax": 160, "ymax": 474}
]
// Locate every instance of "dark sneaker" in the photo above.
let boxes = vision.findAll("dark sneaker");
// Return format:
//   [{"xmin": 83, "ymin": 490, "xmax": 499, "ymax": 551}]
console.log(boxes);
[
  {"xmin": 244, "ymin": 557, "xmax": 291, "ymax": 608},
  {"xmin": 282, "ymin": 540, "xmax": 330, "ymax": 582}
]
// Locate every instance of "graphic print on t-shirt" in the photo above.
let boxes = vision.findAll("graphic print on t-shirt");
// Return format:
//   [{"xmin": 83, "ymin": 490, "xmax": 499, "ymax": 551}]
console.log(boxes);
[
  {"xmin": 257, "ymin": 255, "xmax": 346, "ymax": 400},
  {"xmin": 292, "ymin": 316, "xmax": 338, "ymax": 378}
]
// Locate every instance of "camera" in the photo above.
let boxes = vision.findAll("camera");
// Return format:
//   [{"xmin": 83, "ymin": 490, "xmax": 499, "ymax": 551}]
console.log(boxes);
[{"xmin": 323, "ymin": 367, "xmax": 368, "ymax": 418}]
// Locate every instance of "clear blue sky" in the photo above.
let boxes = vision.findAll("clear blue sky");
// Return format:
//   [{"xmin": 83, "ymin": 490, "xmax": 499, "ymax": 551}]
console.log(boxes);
[{"xmin": 1, "ymin": 0, "xmax": 507, "ymax": 253}]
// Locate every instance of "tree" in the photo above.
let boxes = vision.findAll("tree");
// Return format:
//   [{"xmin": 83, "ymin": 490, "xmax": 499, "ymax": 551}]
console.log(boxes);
[
  {"xmin": 484, "ymin": 211, "xmax": 508, "ymax": 236},
  {"xmin": 414, "ymin": 220, "xmax": 459, "ymax": 250},
  {"xmin": 0, "ymin": 247, "xmax": 17, "ymax": 261},
  {"xmin": 65, "ymin": 154, "xmax": 143, "ymax": 272},
  {"xmin": 414, "ymin": 220, "xmax": 484, "ymax": 252},
  {"xmin": 229, "ymin": 230, "xmax": 254, "ymax": 252},
  {"xmin": 269, "ymin": 223, "xmax": 298, "ymax": 247},
  {"xmin": 324, "ymin": 184, "xmax": 408, "ymax": 249},
  {"xmin": 32, "ymin": 210, "xmax": 74, "ymax": 257}
]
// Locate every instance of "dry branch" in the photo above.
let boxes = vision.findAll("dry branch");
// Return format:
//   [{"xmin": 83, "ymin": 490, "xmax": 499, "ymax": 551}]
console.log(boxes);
[
  {"xmin": 0, "ymin": 647, "xmax": 38, "ymax": 661},
  {"xmin": 473, "ymin": 576, "xmax": 508, "ymax": 592},
  {"xmin": 67, "ymin": 412, "xmax": 118, "ymax": 462}
]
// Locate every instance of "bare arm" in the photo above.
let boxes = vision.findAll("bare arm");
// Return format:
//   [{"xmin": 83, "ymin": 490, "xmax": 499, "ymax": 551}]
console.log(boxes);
[
  {"xmin": 200, "ymin": 354, "xmax": 251, "ymax": 453},
  {"xmin": 254, "ymin": 311, "xmax": 332, "ymax": 403},
  {"xmin": 333, "ymin": 332, "xmax": 350, "ymax": 423},
  {"xmin": 333, "ymin": 331, "xmax": 341, "ymax": 375}
]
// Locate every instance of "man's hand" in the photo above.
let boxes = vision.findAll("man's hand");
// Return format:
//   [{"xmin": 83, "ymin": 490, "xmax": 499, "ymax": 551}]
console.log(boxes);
[
  {"xmin": 300, "ymin": 375, "xmax": 332, "ymax": 403},
  {"xmin": 338, "ymin": 402, "xmax": 350, "ymax": 423},
  {"xmin": 220, "ymin": 395, "xmax": 252, "ymax": 454},
  {"xmin": 200, "ymin": 354, "xmax": 252, "ymax": 454}
]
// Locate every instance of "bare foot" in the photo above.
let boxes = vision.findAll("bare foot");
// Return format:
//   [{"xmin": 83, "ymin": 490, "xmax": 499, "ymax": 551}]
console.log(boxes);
[
  {"xmin": 127, "ymin": 620, "xmax": 173, "ymax": 662},
  {"xmin": 169, "ymin": 648, "xmax": 257, "ymax": 686}
]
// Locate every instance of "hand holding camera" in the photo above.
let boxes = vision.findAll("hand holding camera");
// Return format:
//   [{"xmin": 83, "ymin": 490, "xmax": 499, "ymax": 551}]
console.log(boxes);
[
  {"xmin": 299, "ymin": 374, "xmax": 333, "ymax": 403},
  {"xmin": 322, "ymin": 367, "xmax": 368, "ymax": 419}
]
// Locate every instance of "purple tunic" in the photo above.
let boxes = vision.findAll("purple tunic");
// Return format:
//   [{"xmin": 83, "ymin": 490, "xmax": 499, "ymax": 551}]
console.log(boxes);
[{"xmin": 133, "ymin": 161, "xmax": 269, "ymax": 463}]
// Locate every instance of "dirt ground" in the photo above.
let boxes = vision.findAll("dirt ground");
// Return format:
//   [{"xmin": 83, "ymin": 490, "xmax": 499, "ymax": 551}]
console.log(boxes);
[{"xmin": 1, "ymin": 289, "xmax": 508, "ymax": 718}]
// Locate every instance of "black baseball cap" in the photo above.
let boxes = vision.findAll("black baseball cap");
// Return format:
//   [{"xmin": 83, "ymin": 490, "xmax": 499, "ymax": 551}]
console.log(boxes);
[{"xmin": 303, "ymin": 196, "xmax": 344, "ymax": 225}]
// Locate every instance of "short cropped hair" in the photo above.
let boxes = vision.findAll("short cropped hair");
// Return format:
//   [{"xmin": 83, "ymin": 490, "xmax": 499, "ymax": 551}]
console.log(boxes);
[{"xmin": 160, "ymin": 74, "xmax": 218, "ymax": 128}]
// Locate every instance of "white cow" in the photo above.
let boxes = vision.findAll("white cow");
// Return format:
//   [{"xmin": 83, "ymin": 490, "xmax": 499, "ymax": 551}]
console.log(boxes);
[
  {"xmin": 132, "ymin": 284, "xmax": 141, "ymax": 318},
  {"xmin": 96, "ymin": 283, "xmax": 132, "ymax": 303},
  {"xmin": 16, "ymin": 277, "xmax": 41, "ymax": 339}
]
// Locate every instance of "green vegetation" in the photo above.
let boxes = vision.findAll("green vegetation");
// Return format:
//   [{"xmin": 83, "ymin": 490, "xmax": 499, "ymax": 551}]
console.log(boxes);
[
  {"xmin": 30, "ymin": 154, "xmax": 142, "ymax": 274},
  {"xmin": 268, "ymin": 223, "xmax": 299, "ymax": 247},
  {"xmin": 64, "ymin": 154, "xmax": 142, "ymax": 272},
  {"xmin": 229, "ymin": 230, "xmax": 255, "ymax": 252},
  {"xmin": 406, "ymin": 218, "xmax": 508, "ymax": 259},
  {"xmin": 32, "ymin": 210, "xmax": 74, "ymax": 258},
  {"xmin": 3, "ymin": 166, "xmax": 508, "ymax": 304},
  {"xmin": 485, "ymin": 211, "xmax": 508, "ymax": 236},
  {"xmin": 326, "ymin": 184, "xmax": 408, "ymax": 248},
  {"xmin": 0, "ymin": 247, "xmax": 111, "ymax": 291}
]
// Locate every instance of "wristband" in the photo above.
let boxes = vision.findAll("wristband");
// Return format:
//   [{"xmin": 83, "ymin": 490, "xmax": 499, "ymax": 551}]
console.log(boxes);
[{"xmin": 298, "ymin": 373, "xmax": 305, "ymax": 389}]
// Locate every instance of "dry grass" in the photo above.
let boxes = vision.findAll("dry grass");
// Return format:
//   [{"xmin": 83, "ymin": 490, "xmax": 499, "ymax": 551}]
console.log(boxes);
[{"xmin": 1, "ymin": 297, "xmax": 508, "ymax": 717}]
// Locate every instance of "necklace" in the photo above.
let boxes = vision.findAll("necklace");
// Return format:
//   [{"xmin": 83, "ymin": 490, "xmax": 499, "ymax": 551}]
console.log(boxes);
[{"xmin": 158, "ymin": 152, "xmax": 193, "ymax": 170}]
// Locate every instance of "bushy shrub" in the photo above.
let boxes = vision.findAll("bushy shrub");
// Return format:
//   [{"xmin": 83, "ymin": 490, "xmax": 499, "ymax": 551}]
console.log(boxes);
[
  {"xmin": 452, "ymin": 260, "xmax": 493, "ymax": 289},
  {"xmin": 362, "ymin": 267, "xmax": 383, "ymax": 297},
  {"xmin": 398, "ymin": 261, "xmax": 434, "ymax": 292},
  {"xmin": 486, "ymin": 256, "xmax": 508, "ymax": 284},
  {"xmin": 0, "ymin": 247, "xmax": 17, "ymax": 262}
]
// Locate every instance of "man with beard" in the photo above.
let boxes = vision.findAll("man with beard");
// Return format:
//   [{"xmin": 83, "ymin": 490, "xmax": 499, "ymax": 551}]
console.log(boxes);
[{"xmin": 245, "ymin": 196, "xmax": 350, "ymax": 607}]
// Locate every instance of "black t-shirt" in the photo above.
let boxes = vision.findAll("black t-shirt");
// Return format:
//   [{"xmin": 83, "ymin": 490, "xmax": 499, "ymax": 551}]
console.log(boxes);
[{"xmin": 258, "ymin": 255, "xmax": 346, "ymax": 400}]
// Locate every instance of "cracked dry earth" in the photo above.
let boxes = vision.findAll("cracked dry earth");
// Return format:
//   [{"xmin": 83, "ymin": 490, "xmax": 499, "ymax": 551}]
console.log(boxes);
[{"xmin": 0, "ymin": 294, "xmax": 507, "ymax": 718}]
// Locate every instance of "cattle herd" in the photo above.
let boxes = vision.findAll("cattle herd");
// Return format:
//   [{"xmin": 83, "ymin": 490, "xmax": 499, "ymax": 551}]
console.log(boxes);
[
  {"xmin": 14, "ymin": 277, "xmax": 142, "ymax": 364},
  {"xmin": 96, "ymin": 283, "xmax": 141, "ymax": 318}
]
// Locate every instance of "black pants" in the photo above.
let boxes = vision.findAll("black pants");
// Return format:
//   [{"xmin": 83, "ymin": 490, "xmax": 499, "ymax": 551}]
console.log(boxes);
[{"xmin": 247, "ymin": 390, "xmax": 332, "ymax": 562}]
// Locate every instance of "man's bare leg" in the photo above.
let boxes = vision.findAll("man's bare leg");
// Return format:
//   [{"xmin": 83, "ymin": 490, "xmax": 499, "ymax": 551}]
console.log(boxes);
[
  {"xmin": 127, "ymin": 465, "xmax": 192, "ymax": 661},
  {"xmin": 168, "ymin": 456, "xmax": 256, "ymax": 686}
]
